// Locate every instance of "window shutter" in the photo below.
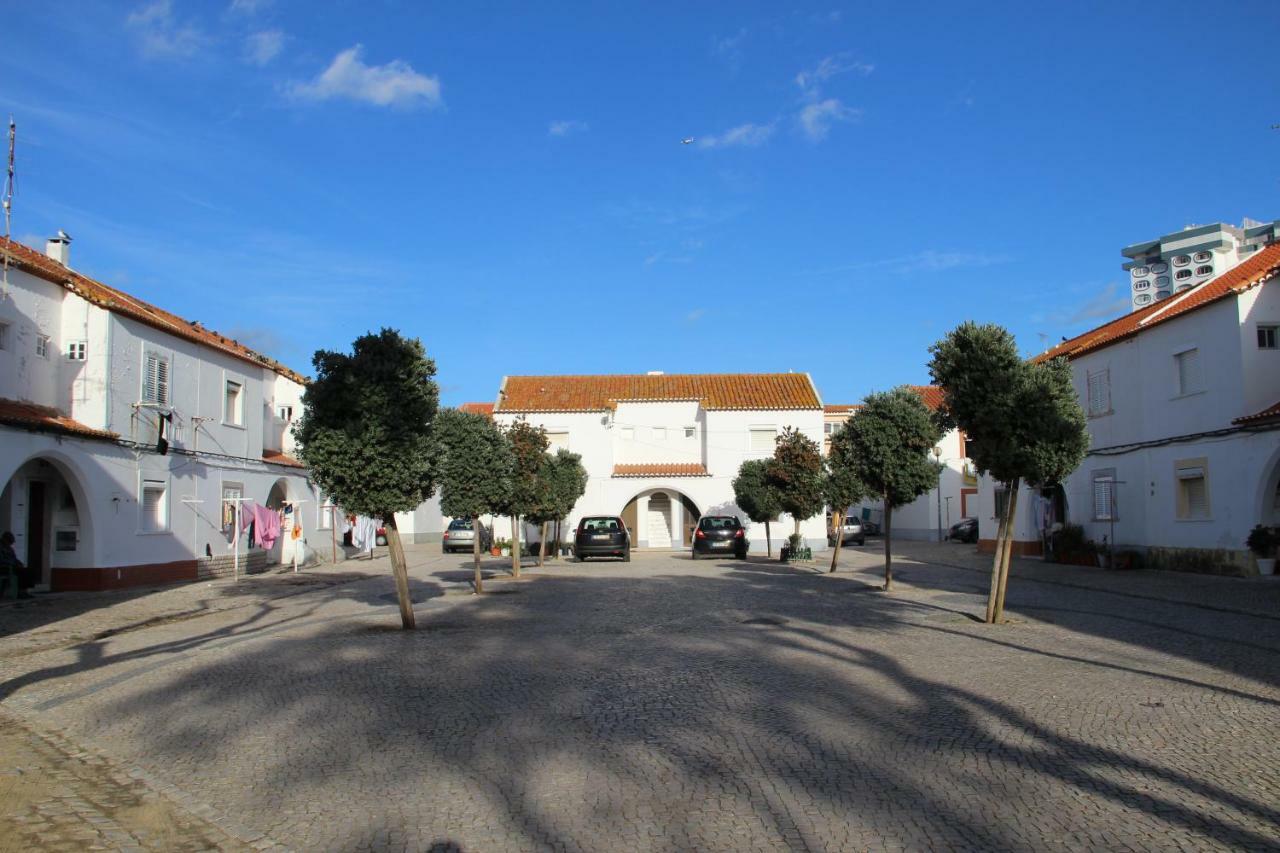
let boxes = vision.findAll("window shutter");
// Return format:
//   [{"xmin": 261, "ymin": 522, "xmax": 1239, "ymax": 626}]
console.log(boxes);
[
  {"xmin": 145, "ymin": 353, "xmax": 170, "ymax": 405},
  {"xmin": 142, "ymin": 481, "xmax": 166, "ymax": 531},
  {"xmin": 1093, "ymin": 478, "xmax": 1113, "ymax": 520},
  {"xmin": 1184, "ymin": 477, "xmax": 1208, "ymax": 518},
  {"xmin": 1087, "ymin": 370, "xmax": 1110, "ymax": 415},
  {"xmin": 750, "ymin": 428, "xmax": 776, "ymax": 452},
  {"xmin": 1176, "ymin": 349, "xmax": 1201, "ymax": 395}
]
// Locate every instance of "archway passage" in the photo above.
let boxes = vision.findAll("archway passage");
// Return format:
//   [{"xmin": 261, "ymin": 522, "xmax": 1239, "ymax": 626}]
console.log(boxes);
[
  {"xmin": 0, "ymin": 457, "xmax": 88, "ymax": 591},
  {"xmin": 619, "ymin": 489, "xmax": 701, "ymax": 549}
]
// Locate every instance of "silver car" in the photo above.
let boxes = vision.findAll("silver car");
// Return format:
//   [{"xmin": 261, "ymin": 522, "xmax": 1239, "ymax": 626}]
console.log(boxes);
[
  {"xmin": 828, "ymin": 516, "xmax": 866, "ymax": 546},
  {"xmin": 443, "ymin": 518, "xmax": 491, "ymax": 554}
]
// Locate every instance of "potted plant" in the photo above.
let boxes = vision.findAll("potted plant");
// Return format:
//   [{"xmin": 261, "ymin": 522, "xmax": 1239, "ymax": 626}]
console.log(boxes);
[
  {"xmin": 1246, "ymin": 525, "xmax": 1277, "ymax": 576},
  {"xmin": 494, "ymin": 537, "xmax": 512, "ymax": 558}
]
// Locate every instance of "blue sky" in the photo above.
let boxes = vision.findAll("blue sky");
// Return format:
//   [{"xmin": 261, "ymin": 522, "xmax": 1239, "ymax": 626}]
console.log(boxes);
[{"xmin": 4, "ymin": 1, "xmax": 1279, "ymax": 407}]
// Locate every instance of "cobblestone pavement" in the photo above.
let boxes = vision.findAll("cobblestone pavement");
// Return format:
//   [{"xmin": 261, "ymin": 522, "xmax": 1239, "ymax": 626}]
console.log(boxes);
[{"xmin": 1, "ymin": 542, "xmax": 1278, "ymax": 851}]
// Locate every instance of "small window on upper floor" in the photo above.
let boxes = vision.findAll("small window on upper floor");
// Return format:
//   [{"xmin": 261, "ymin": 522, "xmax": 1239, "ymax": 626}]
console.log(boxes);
[
  {"xmin": 1192, "ymin": 251, "xmax": 1212, "ymax": 263},
  {"xmin": 620, "ymin": 426, "xmax": 634, "ymax": 441},
  {"xmin": 1134, "ymin": 293, "xmax": 1152, "ymax": 306},
  {"xmin": 1149, "ymin": 262, "xmax": 1168, "ymax": 274},
  {"xmin": 225, "ymin": 380, "xmax": 244, "ymax": 426},
  {"xmin": 1258, "ymin": 325, "xmax": 1278, "ymax": 350},
  {"xmin": 1174, "ymin": 348, "xmax": 1203, "ymax": 396},
  {"xmin": 1174, "ymin": 269, "xmax": 1192, "ymax": 281},
  {"xmin": 1130, "ymin": 266, "xmax": 1149, "ymax": 277},
  {"xmin": 547, "ymin": 430, "xmax": 569, "ymax": 452},
  {"xmin": 1155, "ymin": 275, "xmax": 1170, "ymax": 286},
  {"xmin": 652, "ymin": 427, "xmax": 667, "ymax": 441},
  {"xmin": 66, "ymin": 341, "xmax": 87, "ymax": 360},
  {"xmin": 1172, "ymin": 255, "xmax": 1190, "ymax": 267},
  {"xmin": 684, "ymin": 426, "xmax": 695, "ymax": 439},
  {"xmin": 1195, "ymin": 265, "xmax": 1213, "ymax": 277},
  {"xmin": 1086, "ymin": 368, "xmax": 1111, "ymax": 417},
  {"xmin": 35, "ymin": 334, "xmax": 49, "ymax": 358},
  {"xmin": 143, "ymin": 351, "xmax": 170, "ymax": 406},
  {"xmin": 277, "ymin": 404, "xmax": 294, "ymax": 422},
  {"xmin": 749, "ymin": 426, "xmax": 777, "ymax": 453},
  {"xmin": 824, "ymin": 422, "xmax": 835, "ymax": 435}
]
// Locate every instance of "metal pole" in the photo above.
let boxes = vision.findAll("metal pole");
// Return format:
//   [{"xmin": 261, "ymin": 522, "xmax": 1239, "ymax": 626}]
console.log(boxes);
[{"xmin": 234, "ymin": 500, "xmax": 240, "ymax": 582}]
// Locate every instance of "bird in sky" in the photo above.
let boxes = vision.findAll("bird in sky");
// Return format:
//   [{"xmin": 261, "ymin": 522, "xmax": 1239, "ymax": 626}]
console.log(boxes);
[{"xmin": 681, "ymin": 137, "xmax": 694, "ymax": 145}]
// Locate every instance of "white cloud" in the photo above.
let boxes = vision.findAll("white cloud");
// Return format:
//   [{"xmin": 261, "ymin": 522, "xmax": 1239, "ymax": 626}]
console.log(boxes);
[
  {"xmin": 685, "ymin": 308, "xmax": 705, "ymax": 323},
  {"xmin": 228, "ymin": 0, "xmax": 271, "ymax": 13},
  {"xmin": 697, "ymin": 122, "xmax": 775, "ymax": 150},
  {"xmin": 801, "ymin": 250, "xmax": 1012, "ymax": 277},
  {"xmin": 548, "ymin": 119, "xmax": 588, "ymax": 137},
  {"xmin": 712, "ymin": 28, "xmax": 747, "ymax": 71},
  {"xmin": 798, "ymin": 99, "xmax": 860, "ymax": 141},
  {"xmin": 126, "ymin": 0, "xmax": 206, "ymax": 59},
  {"xmin": 794, "ymin": 52, "xmax": 874, "ymax": 93},
  {"xmin": 287, "ymin": 45, "xmax": 442, "ymax": 109},
  {"xmin": 243, "ymin": 30, "xmax": 285, "ymax": 65}
]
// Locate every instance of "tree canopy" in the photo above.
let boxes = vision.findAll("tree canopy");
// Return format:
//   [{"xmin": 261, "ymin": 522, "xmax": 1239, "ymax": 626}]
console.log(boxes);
[
  {"xmin": 732, "ymin": 459, "xmax": 782, "ymax": 526},
  {"xmin": 434, "ymin": 408, "xmax": 513, "ymax": 521},
  {"xmin": 765, "ymin": 426, "xmax": 825, "ymax": 534}
]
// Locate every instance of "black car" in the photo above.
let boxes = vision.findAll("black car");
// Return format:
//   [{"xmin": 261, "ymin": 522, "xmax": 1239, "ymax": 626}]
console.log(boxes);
[
  {"xmin": 573, "ymin": 516, "xmax": 630, "ymax": 561},
  {"xmin": 949, "ymin": 517, "xmax": 979, "ymax": 543},
  {"xmin": 691, "ymin": 515, "xmax": 748, "ymax": 560}
]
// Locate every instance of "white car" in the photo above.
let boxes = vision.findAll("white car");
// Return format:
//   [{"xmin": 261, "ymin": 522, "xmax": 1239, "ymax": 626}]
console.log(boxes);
[{"xmin": 828, "ymin": 516, "xmax": 866, "ymax": 546}]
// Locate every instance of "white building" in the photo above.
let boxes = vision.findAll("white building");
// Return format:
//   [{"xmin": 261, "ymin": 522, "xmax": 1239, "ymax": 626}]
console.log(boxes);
[
  {"xmin": 1122, "ymin": 219, "xmax": 1279, "ymax": 311},
  {"xmin": 478, "ymin": 372, "xmax": 830, "ymax": 551},
  {"xmin": 829, "ymin": 387, "xmax": 979, "ymax": 540},
  {"xmin": 978, "ymin": 242, "xmax": 1280, "ymax": 572},
  {"xmin": 0, "ymin": 235, "xmax": 322, "ymax": 590}
]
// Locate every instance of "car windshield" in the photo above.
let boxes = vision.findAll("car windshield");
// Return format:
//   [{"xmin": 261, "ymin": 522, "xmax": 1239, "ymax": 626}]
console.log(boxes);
[
  {"xmin": 448, "ymin": 519, "xmax": 472, "ymax": 530},
  {"xmin": 699, "ymin": 517, "xmax": 740, "ymax": 529},
  {"xmin": 581, "ymin": 517, "xmax": 622, "ymax": 531}
]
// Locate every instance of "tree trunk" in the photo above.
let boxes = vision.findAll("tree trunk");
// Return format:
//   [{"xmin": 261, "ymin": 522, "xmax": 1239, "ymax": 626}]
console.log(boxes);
[
  {"xmin": 993, "ymin": 479, "xmax": 1021, "ymax": 623},
  {"xmin": 471, "ymin": 517, "xmax": 483, "ymax": 594},
  {"xmin": 829, "ymin": 505, "xmax": 848, "ymax": 573},
  {"xmin": 882, "ymin": 502, "xmax": 893, "ymax": 591},
  {"xmin": 511, "ymin": 516, "xmax": 521, "ymax": 578},
  {"xmin": 382, "ymin": 515, "xmax": 416, "ymax": 629},
  {"xmin": 765, "ymin": 520, "xmax": 772, "ymax": 558},
  {"xmin": 539, "ymin": 521, "xmax": 549, "ymax": 567},
  {"xmin": 984, "ymin": 488, "xmax": 1010, "ymax": 624},
  {"xmin": 794, "ymin": 516, "xmax": 802, "ymax": 537}
]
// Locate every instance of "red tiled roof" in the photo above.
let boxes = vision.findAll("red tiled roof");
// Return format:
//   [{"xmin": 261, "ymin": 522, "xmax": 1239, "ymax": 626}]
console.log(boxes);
[
  {"xmin": 1233, "ymin": 400, "xmax": 1280, "ymax": 425},
  {"xmin": 262, "ymin": 449, "xmax": 306, "ymax": 468},
  {"xmin": 907, "ymin": 385, "xmax": 944, "ymax": 411},
  {"xmin": 497, "ymin": 373, "xmax": 821, "ymax": 413},
  {"xmin": 0, "ymin": 398, "xmax": 118, "ymax": 441},
  {"xmin": 824, "ymin": 404, "xmax": 861, "ymax": 414},
  {"xmin": 612, "ymin": 463, "xmax": 710, "ymax": 478},
  {"xmin": 459, "ymin": 402, "xmax": 495, "ymax": 417},
  {"xmin": 1036, "ymin": 242, "xmax": 1280, "ymax": 363},
  {"xmin": 0, "ymin": 237, "xmax": 307, "ymax": 384}
]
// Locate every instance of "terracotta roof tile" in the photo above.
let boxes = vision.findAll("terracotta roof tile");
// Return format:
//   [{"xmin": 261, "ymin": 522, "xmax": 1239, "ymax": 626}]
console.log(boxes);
[
  {"xmin": 1, "ymin": 237, "xmax": 307, "ymax": 384},
  {"xmin": 0, "ymin": 398, "xmax": 118, "ymax": 441},
  {"xmin": 497, "ymin": 373, "xmax": 821, "ymax": 413},
  {"xmin": 1233, "ymin": 400, "xmax": 1280, "ymax": 425},
  {"xmin": 824, "ymin": 404, "xmax": 860, "ymax": 414},
  {"xmin": 262, "ymin": 449, "xmax": 306, "ymax": 468},
  {"xmin": 612, "ymin": 463, "xmax": 710, "ymax": 478},
  {"xmin": 1036, "ymin": 243, "xmax": 1280, "ymax": 363},
  {"xmin": 459, "ymin": 402, "xmax": 495, "ymax": 417},
  {"xmin": 906, "ymin": 385, "xmax": 944, "ymax": 411}
]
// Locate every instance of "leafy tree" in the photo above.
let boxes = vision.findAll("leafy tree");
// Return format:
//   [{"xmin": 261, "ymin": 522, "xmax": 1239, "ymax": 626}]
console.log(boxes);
[
  {"xmin": 733, "ymin": 459, "xmax": 782, "ymax": 557},
  {"xmin": 831, "ymin": 387, "xmax": 942, "ymax": 590},
  {"xmin": 434, "ymin": 408, "xmax": 513, "ymax": 593},
  {"xmin": 823, "ymin": 447, "xmax": 866, "ymax": 573},
  {"xmin": 929, "ymin": 322, "xmax": 1089, "ymax": 622},
  {"xmin": 493, "ymin": 418, "xmax": 549, "ymax": 577},
  {"xmin": 294, "ymin": 329, "xmax": 438, "ymax": 629},
  {"xmin": 765, "ymin": 427, "xmax": 825, "ymax": 539},
  {"xmin": 528, "ymin": 449, "xmax": 588, "ymax": 565}
]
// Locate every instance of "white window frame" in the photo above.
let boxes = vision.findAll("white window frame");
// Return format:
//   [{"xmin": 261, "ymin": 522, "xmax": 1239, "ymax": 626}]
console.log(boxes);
[
  {"xmin": 684, "ymin": 426, "xmax": 696, "ymax": 439},
  {"xmin": 1174, "ymin": 458, "xmax": 1210, "ymax": 521},
  {"xmin": 277, "ymin": 404, "xmax": 294, "ymax": 422},
  {"xmin": 66, "ymin": 340, "xmax": 87, "ymax": 360},
  {"xmin": 1091, "ymin": 470, "xmax": 1116, "ymax": 521},
  {"xmin": 1086, "ymin": 367, "xmax": 1111, "ymax": 418},
  {"xmin": 620, "ymin": 426, "xmax": 634, "ymax": 441},
  {"xmin": 142, "ymin": 349, "xmax": 171, "ymax": 406},
  {"xmin": 748, "ymin": 426, "xmax": 777, "ymax": 453},
  {"xmin": 224, "ymin": 375, "xmax": 245, "ymax": 427},
  {"xmin": 221, "ymin": 482, "xmax": 244, "ymax": 533},
  {"xmin": 139, "ymin": 475, "xmax": 170, "ymax": 534},
  {"xmin": 35, "ymin": 334, "xmax": 50, "ymax": 358},
  {"xmin": 1172, "ymin": 346, "xmax": 1204, "ymax": 397},
  {"xmin": 652, "ymin": 426, "xmax": 667, "ymax": 441}
]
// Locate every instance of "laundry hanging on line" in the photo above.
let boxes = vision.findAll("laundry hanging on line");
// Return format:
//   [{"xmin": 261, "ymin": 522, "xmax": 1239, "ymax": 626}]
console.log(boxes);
[{"xmin": 239, "ymin": 502, "xmax": 282, "ymax": 550}]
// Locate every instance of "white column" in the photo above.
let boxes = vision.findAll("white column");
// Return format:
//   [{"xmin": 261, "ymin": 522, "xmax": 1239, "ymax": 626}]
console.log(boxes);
[
  {"xmin": 636, "ymin": 493, "xmax": 649, "ymax": 548},
  {"xmin": 670, "ymin": 493, "xmax": 684, "ymax": 548}
]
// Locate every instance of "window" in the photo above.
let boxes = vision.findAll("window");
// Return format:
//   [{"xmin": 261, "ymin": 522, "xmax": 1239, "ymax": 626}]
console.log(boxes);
[
  {"xmin": 1259, "ymin": 325, "xmax": 1278, "ymax": 349},
  {"xmin": 1172, "ymin": 255, "xmax": 1190, "ymax": 267},
  {"xmin": 143, "ymin": 351, "xmax": 170, "ymax": 405},
  {"xmin": 1175, "ymin": 460, "xmax": 1209, "ymax": 520},
  {"xmin": 546, "ymin": 430, "xmax": 569, "ymax": 451},
  {"xmin": 749, "ymin": 427, "xmax": 776, "ymax": 453},
  {"xmin": 1135, "ymin": 293, "xmax": 1152, "ymax": 306},
  {"xmin": 1174, "ymin": 269, "xmax": 1192, "ymax": 281},
  {"xmin": 1174, "ymin": 348, "xmax": 1203, "ymax": 395},
  {"xmin": 1086, "ymin": 368, "xmax": 1110, "ymax": 417},
  {"xmin": 1130, "ymin": 266, "xmax": 1149, "ymax": 277},
  {"xmin": 1150, "ymin": 262, "xmax": 1168, "ymax": 274},
  {"xmin": 994, "ymin": 487, "xmax": 1010, "ymax": 520},
  {"xmin": 140, "ymin": 479, "xmax": 168, "ymax": 533},
  {"xmin": 1155, "ymin": 290, "xmax": 1172, "ymax": 301},
  {"xmin": 1133, "ymin": 279, "xmax": 1150, "ymax": 290},
  {"xmin": 1195, "ymin": 265, "xmax": 1213, "ymax": 277},
  {"xmin": 0, "ymin": 321, "xmax": 8, "ymax": 350},
  {"xmin": 1092, "ymin": 471, "xmax": 1115, "ymax": 521},
  {"xmin": 652, "ymin": 427, "xmax": 667, "ymax": 441},
  {"xmin": 221, "ymin": 483, "xmax": 243, "ymax": 533},
  {"xmin": 224, "ymin": 380, "xmax": 243, "ymax": 425},
  {"xmin": 66, "ymin": 340, "xmax": 86, "ymax": 360},
  {"xmin": 1193, "ymin": 251, "xmax": 1211, "ymax": 263},
  {"xmin": 277, "ymin": 404, "xmax": 293, "ymax": 422},
  {"xmin": 824, "ymin": 422, "xmax": 835, "ymax": 435},
  {"xmin": 684, "ymin": 426, "xmax": 695, "ymax": 439},
  {"xmin": 35, "ymin": 334, "xmax": 49, "ymax": 358},
  {"xmin": 620, "ymin": 426, "xmax": 634, "ymax": 441},
  {"xmin": 1155, "ymin": 275, "xmax": 1170, "ymax": 286}
]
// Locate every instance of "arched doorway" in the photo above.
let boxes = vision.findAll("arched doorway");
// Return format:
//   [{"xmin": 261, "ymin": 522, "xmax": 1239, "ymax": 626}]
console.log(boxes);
[
  {"xmin": 0, "ymin": 456, "xmax": 92, "ymax": 591},
  {"xmin": 620, "ymin": 489, "xmax": 701, "ymax": 549}
]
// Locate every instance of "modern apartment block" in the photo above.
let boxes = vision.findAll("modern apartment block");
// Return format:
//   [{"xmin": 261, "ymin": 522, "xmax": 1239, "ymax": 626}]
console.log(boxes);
[{"xmin": 1122, "ymin": 218, "xmax": 1280, "ymax": 311}]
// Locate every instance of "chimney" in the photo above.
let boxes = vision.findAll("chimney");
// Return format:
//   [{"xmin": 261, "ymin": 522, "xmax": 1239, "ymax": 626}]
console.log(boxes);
[
  {"xmin": 46, "ymin": 230, "xmax": 72, "ymax": 266},
  {"xmin": 646, "ymin": 370, "xmax": 664, "ymax": 376}
]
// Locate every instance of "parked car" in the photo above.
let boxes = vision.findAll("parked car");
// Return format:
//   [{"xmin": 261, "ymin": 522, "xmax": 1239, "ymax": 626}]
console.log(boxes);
[
  {"xmin": 860, "ymin": 519, "xmax": 881, "ymax": 536},
  {"xmin": 691, "ymin": 515, "xmax": 748, "ymax": 560},
  {"xmin": 442, "ymin": 517, "xmax": 491, "ymax": 554},
  {"xmin": 573, "ymin": 516, "xmax": 631, "ymax": 561},
  {"xmin": 828, "ymin": 516, "xmax": 866, "ymax": 546},
  {"xmin": 949, "ymin": 517, "xmax": 979, "ymax": 543}
]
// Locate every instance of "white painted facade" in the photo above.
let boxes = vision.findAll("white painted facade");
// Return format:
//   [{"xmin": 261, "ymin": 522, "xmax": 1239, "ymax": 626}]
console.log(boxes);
[
  {"xmin": 850, "ymin": 426, "xmax": 978, "ymax": 541},
  {"xmin": 484, "ymin": 397, "xmax": 830, "ymax": 552},
  {"xmin": 0, "ymin": 240, "xmax": 319, "ymax": 590},
  {"xmin": 978, "ymin": 276, "xmax": 1280, "ymax": 572}
]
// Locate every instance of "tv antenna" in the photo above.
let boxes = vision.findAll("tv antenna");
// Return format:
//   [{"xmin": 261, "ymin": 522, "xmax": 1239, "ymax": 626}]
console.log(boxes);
[{"xmin": 2, "ymin": 117, "xmax": 13, "ymax": 296}]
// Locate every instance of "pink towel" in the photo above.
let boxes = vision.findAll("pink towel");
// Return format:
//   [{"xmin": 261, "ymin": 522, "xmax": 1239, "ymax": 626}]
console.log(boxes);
[{"xmin": 240, "ymin": 503, "xmax": 282, "ymax": 549}]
